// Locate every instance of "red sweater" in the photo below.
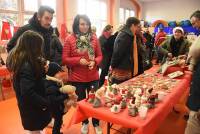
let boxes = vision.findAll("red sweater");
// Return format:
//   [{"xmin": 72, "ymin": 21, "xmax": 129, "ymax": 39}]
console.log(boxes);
[{"xmin": 62, "ymin": 34, "xmax": 102, "ymax": 82}]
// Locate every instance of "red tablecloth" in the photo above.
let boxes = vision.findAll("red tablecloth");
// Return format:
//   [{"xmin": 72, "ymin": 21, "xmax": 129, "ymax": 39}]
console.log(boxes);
[{"xmin": 69, "ymin": 66, "xmax": 192, "ymax": 134}]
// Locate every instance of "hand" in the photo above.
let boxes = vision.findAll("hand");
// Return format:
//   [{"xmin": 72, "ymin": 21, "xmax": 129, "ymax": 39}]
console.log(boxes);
[
  {"xmin": 80, "ymin": 58, "xmax": 89, "ymax": 66},
  {"xmin": 178, "ymin": 55, "xmax": 186, "ymax": 60},
  {"xmin": 167, "ymin": 53, "xmax": 173, "ymax": 58},
  {"xmin": 88, "ymin": 61, "xmax": 95, "ymax": 70}
]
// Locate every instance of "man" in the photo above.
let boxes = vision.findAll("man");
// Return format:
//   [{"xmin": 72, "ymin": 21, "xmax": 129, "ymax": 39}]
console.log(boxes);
[
  {"xmin": 185, "ymin": 10, "xmax": 200, "ymax": 134},
  {"xmin": 99, "ymin": 24, "xmax": 113, "ymax": 87},
  {"xmin": 159, "ymin": 27, "xmax": 190, "ymax": 60},
  {"xmin": 143, "ymin": 28, "xmax": 153, "ymax": 61},
  {"xmin": 110, "ymin": 17, "xmax": 144, "ymax": 84},
  {"xmin": 7, "ymin": 6, "xmax": 54, "ymax": 61}
]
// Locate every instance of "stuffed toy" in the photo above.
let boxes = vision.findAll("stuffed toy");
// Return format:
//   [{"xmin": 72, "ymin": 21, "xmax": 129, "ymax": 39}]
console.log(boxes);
[{"xmin": 46, "ymin": 75, "xmax": 77, "ymax": 112}]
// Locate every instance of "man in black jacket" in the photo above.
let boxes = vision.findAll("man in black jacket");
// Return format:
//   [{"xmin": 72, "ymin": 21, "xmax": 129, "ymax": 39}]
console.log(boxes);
[
  {"xmin": 7, "ymin": 6, "xmax": 54, "ymax": 60},
  {"xmin": 185, "ymin": 10, "xmax": 200, "ymax": 134},
  {"xmin": 111, "ymin": 17, "xmax": 144, "ymax": 84}
]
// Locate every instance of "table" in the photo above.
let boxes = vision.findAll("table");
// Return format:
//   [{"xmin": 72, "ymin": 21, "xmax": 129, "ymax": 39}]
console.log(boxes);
[{"xmin": 69, "ymin": 66, "xmax": 192, "ymax": 134}]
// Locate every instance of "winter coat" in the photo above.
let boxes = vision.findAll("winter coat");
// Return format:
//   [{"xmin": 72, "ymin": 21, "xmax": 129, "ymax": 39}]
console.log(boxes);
[
  {"xmin": 187, "ymin": 35, "xmax": 200, "ymax": 71},
  {"xmin": 159, "ymin": 36, "xmax": 191, "ymax": 57},
  {"xmin": 50, "ymin": 34, "xmax": 63, "ymax": 65},
  {"xmin": 13, "ymin": 62, "xmax": 51, "ymax": 130},
  {"xmin": 62, "ymin": 34, "xmax": 102, "ymax": 82},
  {"xmin": 187, "ymin": 61, "xmax": 200, "ymax": 111},
  {"xmin": 7, "ymin": 13, "xmax": 53, "ymax": 60},
  {"xmin": 111, "ymin": 27, "xmax": 144, "ymax": 76},
  {"xmin": 45, "ymin": 80, "xmax": 68, "ymax": 117}
]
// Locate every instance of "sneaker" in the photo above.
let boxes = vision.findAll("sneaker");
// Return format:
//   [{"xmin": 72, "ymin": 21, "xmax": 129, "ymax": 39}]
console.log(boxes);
[
  {"xmin": 94, "ymin": 126, "xmax": 103, "ymax": 134},
  {"xmin": 81, "ymin": 123, "xmax": 89, "ymax": 134}
]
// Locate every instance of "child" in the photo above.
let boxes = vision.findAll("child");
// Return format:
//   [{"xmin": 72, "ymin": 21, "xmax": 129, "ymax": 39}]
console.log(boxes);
[{"xmin": 45, "ymin": 62, "xmax": 69, "ymax": 134}]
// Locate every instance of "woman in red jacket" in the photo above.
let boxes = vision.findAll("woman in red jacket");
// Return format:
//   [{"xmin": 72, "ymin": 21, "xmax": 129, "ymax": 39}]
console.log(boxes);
[{"xmin": 62, "ymin": 15, "xmax": 102, "ymax": 134}]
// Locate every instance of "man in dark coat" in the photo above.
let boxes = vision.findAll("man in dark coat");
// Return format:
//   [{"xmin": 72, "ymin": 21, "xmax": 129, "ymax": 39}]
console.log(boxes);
[
  {"xmin": 7, "ymin": 6, "xmax": 54, "ymax": 60},
  {"xmin": 50, "ymin": 28, "xmax": 63, "ymax": 65},
  {"xmin": 185, "ymin": 10, "xmax": 200, "ymax": 134},
  {"xmin": 111, "ymin": 17, "xmax": 144, "ymax": 84}
]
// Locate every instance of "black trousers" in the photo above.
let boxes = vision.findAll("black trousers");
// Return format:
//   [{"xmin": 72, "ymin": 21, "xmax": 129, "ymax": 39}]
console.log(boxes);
[
  {"xmin": 52, "ymin": 113, "xmax": 63, "ymax": 134},
  {"xmin": 71, "ymin": 80, "xmax": 100, "ymax": 127},
  {"xmin": 99, "ymin": 66, "xmax": 110, "ymax": 87}
]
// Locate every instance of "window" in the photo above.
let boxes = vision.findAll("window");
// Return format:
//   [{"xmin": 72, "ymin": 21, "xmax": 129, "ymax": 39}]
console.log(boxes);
[
  {"xmin": 0, "ymin": 0, "xmax": 57, "ymax": 26},
  {"xmin": 24, "ymin": 0, "xmax": 38, "ymax": 12},
  {"xmin": 78, "ymin": 0, "xmax": 107, "ymax": 36},
  {"xmin": 119, "ymin": 8, "xmax": 135, "ymax": 25},
  {"xmin": 0, "ymin": 0, "xmax": 18, "ymax": 11}
]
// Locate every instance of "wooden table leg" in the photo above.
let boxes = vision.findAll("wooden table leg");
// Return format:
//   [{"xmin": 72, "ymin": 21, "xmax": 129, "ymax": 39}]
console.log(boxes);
[{"xmin": 107, "ymin": 122, "xmax": 111, "ymax": 134}]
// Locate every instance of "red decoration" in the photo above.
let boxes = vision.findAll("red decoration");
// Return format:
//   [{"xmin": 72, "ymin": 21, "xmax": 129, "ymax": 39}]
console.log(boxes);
[
  {"xmin": 60, "ymin": 23, "xmax": 67, "ymax": 41},
  {"xmin": 1, "ymin": 21, "xmax": 12, "ymax": 40}
]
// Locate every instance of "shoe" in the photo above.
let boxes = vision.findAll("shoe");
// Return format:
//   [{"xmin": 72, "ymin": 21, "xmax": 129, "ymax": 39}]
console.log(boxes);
[
  {"xmin": 94, "ymin": 126, "xmax": 103, "ymax": 134},
  {"xmin": 81, "ymin": 123, "xmax": 89, "ymax": 134}
]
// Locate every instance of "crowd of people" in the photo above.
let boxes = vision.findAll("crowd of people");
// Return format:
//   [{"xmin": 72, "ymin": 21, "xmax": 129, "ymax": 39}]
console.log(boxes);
[{"xmin": 3, "ymin": 4, "xmax": 200, "ymax": 134}]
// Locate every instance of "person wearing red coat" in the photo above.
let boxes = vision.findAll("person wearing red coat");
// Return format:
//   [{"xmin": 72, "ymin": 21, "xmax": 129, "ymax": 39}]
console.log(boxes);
[
  {"xmin": 62, "ymin": 14, "xmax": 102, "ymax": 134},
  {"xmin": 154, "ymin": 28, "xmax": 167, "ymax": 63}
]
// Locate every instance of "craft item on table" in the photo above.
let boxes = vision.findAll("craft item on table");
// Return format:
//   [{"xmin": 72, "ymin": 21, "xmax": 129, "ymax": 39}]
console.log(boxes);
[
  {"xmin": 138, "ymin": 105, "xmax": 148, "ymax": 119},
  {"xmin": 120, "ymin": 88, "xmax": 128, "ymax": 97},
  {"xmin": 111, "ymin": 104, "xmax": 121, "ymax": 113},
  {"xmin": 147, "ymin": 94, "xmax": 158, "ymax": 108},
  {"xmin": 145, "ymin": 88, "xmax": 153, "ymax": 98},
  {"xmin": 120, "ymin": 98, "xmax": 127, "ymax": 109},
  {"xmin": 93, "ymin": 86, "xmax": 105, "ymax": 108},
  {"xmin": 126, "ymin": 89, "xmax": 133, "ymax": 99},
  {"xmin": 168, "ymin": 71, "xmax": 184, "ymax": 79},
  {"xmin": 157, "ymin": 91, "xmax": 167, "ymax": 101},
  {"xmin": 160, "ymin": 84, "xmax": 169, "ymax": 90},
  {"xmin": 141, "ymin": 95, "xmax": 148, "ymax": 104},
  {"xmin": 93, "ymin": 97, "xmax": 102, "ymax": 108},
  {"xmin": 128, "ymin": 104, "xmax": 138, "ymax": 117},
  {"xmin": 113, "ymin": 95, "xmax": 122, "ymax": 105},
  {"xmin": 86, "ymin": 85, "xmax": 95, "ymax": 103},
  {"xmin": 159, "ymin": 57, "xmax": 185, "ymax": 76}
]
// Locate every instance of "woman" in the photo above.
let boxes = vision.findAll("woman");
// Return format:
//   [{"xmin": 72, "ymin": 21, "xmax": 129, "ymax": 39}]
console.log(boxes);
[
  {"xmin": 99, "ymin": 24, "xmax": 113, "ymax": 87},
  {"xmin": 159, "ymin": 27, "xmax": 191, "ymax": 60},
  {"xmin": 62, "ymin": 15, "xmax": 102, "ymax": 134},
  {"xmin": 7, "ymin": 30, "xmax": 51, "ymax": 134}
]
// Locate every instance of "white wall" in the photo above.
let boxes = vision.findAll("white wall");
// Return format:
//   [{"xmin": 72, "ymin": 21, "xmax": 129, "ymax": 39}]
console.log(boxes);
[{"xmin": 142, "ymin": 0, "xmax": 200, "ymax": 22}]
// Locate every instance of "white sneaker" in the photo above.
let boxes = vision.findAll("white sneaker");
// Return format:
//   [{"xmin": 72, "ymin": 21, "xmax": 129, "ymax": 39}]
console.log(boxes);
[
  {"xmin": 81, "ymin": 123, "xmax": 89, "ymax": 134},
  {"xmin": 94, "ymin": 126, "xmax": 103, "ymax": 134}
]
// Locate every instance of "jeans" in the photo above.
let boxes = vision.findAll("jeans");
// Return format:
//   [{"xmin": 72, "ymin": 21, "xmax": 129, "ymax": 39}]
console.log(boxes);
[{"xmin": 71, "ymin": 80, "xmax": 100, "ymax": 127}]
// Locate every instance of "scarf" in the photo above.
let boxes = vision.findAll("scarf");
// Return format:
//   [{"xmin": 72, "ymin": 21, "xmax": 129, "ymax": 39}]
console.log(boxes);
[{"xmin": 76, "ymin": 33, "xmax": 95, "ymax": 60}]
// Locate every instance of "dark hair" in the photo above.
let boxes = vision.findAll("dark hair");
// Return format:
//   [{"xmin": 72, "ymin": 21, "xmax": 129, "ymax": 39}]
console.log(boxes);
[
  {"xmin": 8, "ymin": 30, "xmax": 44, "ymax": 78},
  {"xmin": 72, "ymin": 14, "xmax": 91, "ymax": 34},
  {"xmin": 103, "ymin": 25, "xmax": 113, "ymax": 32},
  {"xmin": 126, "ymin": 17, "xmax": 140, "ymax": 28},
  {"xmin": 191, "ymin": 10, "xmax": 200, "ymax": 19},
  {"xmin": 53, "ymin": 27, "xmax": 60, "ymax": 37},
  {"xmin": 38, "ymin": 6, "xmax": 55, "ymax": 17}
]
